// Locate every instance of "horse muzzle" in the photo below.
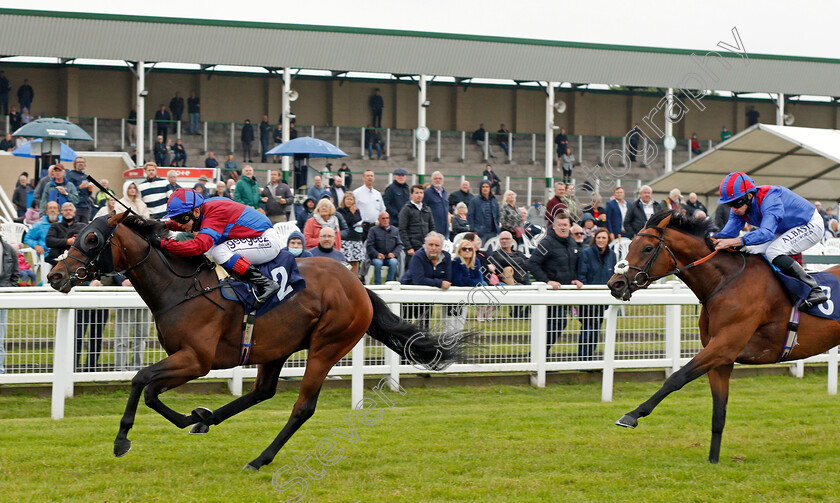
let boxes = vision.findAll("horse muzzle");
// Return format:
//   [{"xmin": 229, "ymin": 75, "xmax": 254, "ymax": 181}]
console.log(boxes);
[{"xmin": 607, "ymin": 274, "xmax": 634, "ymax": 301}]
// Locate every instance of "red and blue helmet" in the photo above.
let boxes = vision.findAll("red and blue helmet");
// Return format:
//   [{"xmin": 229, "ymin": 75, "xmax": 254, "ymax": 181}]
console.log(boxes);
[
  {"xmin": 166, "ymin": 188, "xmax": 204, "ymax": 219},
  {"xmin": 718, "ymin": 172, "xmax": 757, "ymax": 204}
]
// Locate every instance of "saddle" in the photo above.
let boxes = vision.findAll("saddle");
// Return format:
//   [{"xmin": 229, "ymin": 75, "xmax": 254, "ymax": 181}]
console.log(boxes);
[{"xmin": 216, "ymin": 251, "xmax": 306, "ymax": 317}]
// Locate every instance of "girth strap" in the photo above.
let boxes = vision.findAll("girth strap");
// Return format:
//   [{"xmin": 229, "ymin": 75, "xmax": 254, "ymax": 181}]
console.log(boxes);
[
  {"xmin": 777, "ymin": 300, "xmax": 802, "ymax": 362},
  {"xmin": 239, "ymin": 311, "xmax": 257, "ymax": 365}
]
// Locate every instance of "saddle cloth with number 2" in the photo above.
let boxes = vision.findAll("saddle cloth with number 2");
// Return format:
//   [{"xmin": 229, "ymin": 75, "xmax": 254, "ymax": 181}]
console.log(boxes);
[{"xmin": 217, "ymin": 250, "xmax": 306, "ymax": 317}]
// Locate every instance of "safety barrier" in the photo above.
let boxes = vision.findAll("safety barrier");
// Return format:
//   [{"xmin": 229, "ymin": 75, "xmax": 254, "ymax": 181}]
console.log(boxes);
[{"xmin": 0, "ymin": 283, "xmax": 836, "ymax": 419}]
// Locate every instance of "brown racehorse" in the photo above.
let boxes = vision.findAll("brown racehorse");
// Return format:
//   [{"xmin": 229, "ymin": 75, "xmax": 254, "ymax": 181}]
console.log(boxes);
[
  {"xmin": 607, "ymin": 209, "xmax": 840, "ymax": 463},
  {"xmin": 48, "ymin": 212, "xmax": 472, "ymax": 471}
]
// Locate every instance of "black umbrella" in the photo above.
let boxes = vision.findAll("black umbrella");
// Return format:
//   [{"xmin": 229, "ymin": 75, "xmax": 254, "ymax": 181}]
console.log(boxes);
[{"xmin": 12, "ymin": 117, "xmax": 93, "ymax": 141}]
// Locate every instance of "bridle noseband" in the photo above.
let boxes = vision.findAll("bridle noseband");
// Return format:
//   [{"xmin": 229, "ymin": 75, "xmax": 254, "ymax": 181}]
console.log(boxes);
[{"xmin": 615, "ymin": 227, "xmax": 682, "ymax": 289}]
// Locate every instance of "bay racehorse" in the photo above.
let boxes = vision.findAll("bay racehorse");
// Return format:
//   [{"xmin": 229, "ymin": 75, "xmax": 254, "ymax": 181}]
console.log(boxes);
[
  {"xmin": 48, "ymin": 212, "xmax": 472, "ymax": 471},
  {"xmin": 607, "ymin": 209, "xmax": 840, "ymax": 463}
]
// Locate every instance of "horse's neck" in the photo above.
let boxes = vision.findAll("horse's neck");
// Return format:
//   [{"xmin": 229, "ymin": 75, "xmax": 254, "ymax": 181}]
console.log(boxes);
[{"xmin": 674, "ymin": 241, "xmax": 743, "ymax": 303}]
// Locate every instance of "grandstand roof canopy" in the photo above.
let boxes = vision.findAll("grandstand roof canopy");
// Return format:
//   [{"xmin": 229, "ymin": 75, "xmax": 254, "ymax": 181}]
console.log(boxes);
[
  {"xmin": 0, "ymin": 9, "xmax": 839, "ymax": 96},
  {"xmin": 649, "ymin": 125, "xmax": 840, "ymax": 201}
]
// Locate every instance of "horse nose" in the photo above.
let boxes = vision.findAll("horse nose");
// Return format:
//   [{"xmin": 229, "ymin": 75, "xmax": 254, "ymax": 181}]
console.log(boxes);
[
  {"xmin": 48, "ymin": 270, "xmax": 65, "ymax": 290},
  {"xmin": 608, "ymin": 276, "xmax": 627, "ymax": 299}
]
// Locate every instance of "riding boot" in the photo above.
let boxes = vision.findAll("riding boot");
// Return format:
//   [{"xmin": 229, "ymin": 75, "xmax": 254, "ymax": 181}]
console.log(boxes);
[
  {"xmin": 772, "ymin": 255, "xmax": 829, "ymax": 309},
  {"xmin": 234, "ymin": 265, "xmax": 280, "ymax": 308}
]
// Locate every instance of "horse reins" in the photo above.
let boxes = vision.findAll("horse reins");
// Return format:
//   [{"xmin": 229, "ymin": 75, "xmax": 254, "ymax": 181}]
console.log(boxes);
[{"xmin": 619, "ymin": 227, "xmax": 747, "ymax": 304}]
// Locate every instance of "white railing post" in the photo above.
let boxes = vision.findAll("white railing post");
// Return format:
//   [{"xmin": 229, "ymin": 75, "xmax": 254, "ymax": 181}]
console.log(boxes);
[
  {"xmin": 411, "ymin": 133, "xmax": 416, "ymax": 160},
  {"xmin": 435, "ymin": 130, "xmax": 441, "ymax": 162},
  {"xmin": 642, "ymin": 137, "xmax": 648, "ymax": 166},
  {"xmin": 664, "ymin": 305, "xmax": 681, "ymax": 377},
  {"xmin": 600, "ymin": 136, "xmax": 605, "ymax": 163},
  {"xmin": 228, "ymin": 365, "xmax": 243, "ymax": 396},
  {"xmin": 360, "ymin": 128, "xmax": 365, "ymax": 159},
  {"xmin": 148, "ymin": 119, "xmax": 154, "ymax": 151},
  {"xmin": 530, "ymin": 302, "xmax": 547, "ymax": 388},
  {"xmin": 387, "ymin": 301, "xmax": 402, "ymax": 390},
  {"xmin": 203, "ymin": 122, "xmax": 208, "ymax": 153},
  {"xmin": 93, "ymin": 117, "xmax": 98, "ymax": 149},
  {"xmin": 460, "ymin": 131, "xmax": 465, "ymax": 162},
  {"xmin": 828, "ymin": 345, "xmax": 838, "ymax": 395},
  {"xmin": 335, "ymin": 126, "xmax": 340, "ymax": 149},
  {"xmin": 601, "ymin": 305, "xmax": 619, "ymax": 402},
  {"xmin": 508, "ymin": 132, "xmax": 513, "ymax": 163},
  {"xmin": 52, "ymin": 308, "xmax": 75, "ymax": 419},
  {"xmin": 708, "ymin": 139, "xmax": 712, "ymax": 151},
  {"xmin": 578, "ymin": 135, "xmax": 583, "ymax": 164},
  {"xmin": 526, "ymin": 177, "xmax": 533, "ymax": 207},
  {"xmin": 531, "ymin": 133, "xmax": 536, "ymax": 164},
  {"xmin": 791, "ymin": 360, "xmax": 805, "ymax": 378},
  {"xmin": 483, "ymin": 131, "xmax": 489, "ymax": 160},
  {"xmin": 504, "ymin": 176, "xmax": 510, "ymax": 194},
  {"xmin": 230, "ymin": 123, "xmax": 235, "ymax": 154},
  {"xmin": 688, "ymin": 138, "xmax": 692, "ymax": 160},
  {"xmin": 386, "ymin": 128, "xmax": 391, "ymax": 159},
  {"xmin": 177, "ymin": 120, "xmax": 181, "ymax": 140},
  {"xmin": 120, "ymin": 118, "xmax": 125, "ymax": 151},
  {"xmin": 351, "ymin": 334, "xmax": 365, "ymax": 407},
  {"xmin": 621, "ymin": 136, "xmax": 626, "ymax": 165}
]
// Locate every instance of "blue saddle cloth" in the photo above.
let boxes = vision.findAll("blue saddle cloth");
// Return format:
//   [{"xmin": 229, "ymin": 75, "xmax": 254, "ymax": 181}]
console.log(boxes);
[
  {"xmin": 774, "ymin": 270, "xmax": 840, "ymax": 320},
  {"xmin": 220, "ymin": 251, "xmax": 306, "ymax": 317}
]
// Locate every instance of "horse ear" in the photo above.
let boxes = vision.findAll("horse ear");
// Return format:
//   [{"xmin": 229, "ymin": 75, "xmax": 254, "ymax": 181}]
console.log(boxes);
[
  {"xmin": 657, "ymin": 213, "xmax": 672, "ymax": 228},
  {"xmin": 108, "ymin": 211, "xmax": 129, "ymax": 226}
]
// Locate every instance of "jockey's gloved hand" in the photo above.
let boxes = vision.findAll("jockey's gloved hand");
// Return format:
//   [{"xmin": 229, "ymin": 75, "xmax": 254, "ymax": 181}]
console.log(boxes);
[{"xmin": 148, "ymin": 234, "xmax": 166, "ymax": 249}]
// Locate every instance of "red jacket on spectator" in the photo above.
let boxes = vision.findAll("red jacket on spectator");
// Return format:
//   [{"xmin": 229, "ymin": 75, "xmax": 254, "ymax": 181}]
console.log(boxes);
[{"xmin": 544, "ymin": 196, "xmax": 568, "ymax": 225}]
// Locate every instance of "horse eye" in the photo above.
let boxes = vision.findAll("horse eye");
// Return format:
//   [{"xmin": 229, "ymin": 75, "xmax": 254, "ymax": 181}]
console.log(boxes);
[
  {"xmin": 86, "ymin": 234, "xmax": 99, "ymax": 247},
  {"xmin": 643, "ymin": 245, "xmax": 653, "ymax": 253}
]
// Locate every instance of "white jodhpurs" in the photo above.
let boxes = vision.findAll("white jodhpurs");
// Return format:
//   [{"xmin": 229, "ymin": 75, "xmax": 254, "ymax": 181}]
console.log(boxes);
[
  {"xmin": 207, "ymin": 228, "xmax": 284, "ymax": 267},
  {"xmin": 745, "ymin": 209, "xmax": 824, "ymax": 262}
]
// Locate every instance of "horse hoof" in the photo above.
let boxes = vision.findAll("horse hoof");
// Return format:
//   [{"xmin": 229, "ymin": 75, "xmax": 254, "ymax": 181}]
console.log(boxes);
[
  {"xmin": 189, "ymin": 423, "xmax": 210, "ymax": 435},
  {"xmin": 114, "ymin": 438, "xmax": 132, "ymax": 457},
  {"xmin": 242, "ymin": 463, "xmax": 260, "ymax": 472},
  {"xmin": 708, "ymin": 457, "xmax": 719, "ymax": 465},
  {"xmin": 192, "ymin": 407, "xmax": 213, "ymax": 422},
  {"xmin": 615, "ymin": 414, "xmax": 638, "ymax": 429}
]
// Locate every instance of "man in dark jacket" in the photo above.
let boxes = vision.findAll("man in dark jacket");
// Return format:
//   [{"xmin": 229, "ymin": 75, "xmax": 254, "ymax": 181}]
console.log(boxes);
[
  {"xmin": 482, "ymin": 165, "xmax": 502, "ymax": 195},
  {"xmin": 259, "ymin": 115, "xmax": 272, "ymax": 162},
  {"xmin": 296, "ymin": 196, "xmax": 316, "ymax": 230},
  {"xmin": 401, "ymin": 232, "xmax": 451, "ymax": 288},
  {"xmin": 423, "ymin": 171, "xmax": 449, "ymax": 237},
  {"xmin": 168, "ymin": 92, "xmax": 184, "ymax": 132},
  {"xmin": 623, "ymin": 185, "xmax": 661, "ymax": 238},
  {"xmin": 468, "ymin": 180, "xmax": 500, "ymax": 242},
  {"xmin": 153, "ymin": 104, "xmax": 170, "ymax": 142},
  {"xmin": 17, "ymin": 79, "xmax": 33, "ymax": 112},
  {"xmin": 488, "ymin": 231, "xmax": 530, "ymax": 285},
  {"xmin": 45, "ymin": 202, "xmax": 86, "ymax": 265},
  {"xmin": 527, "ymin": 212, "xmax": 583, "ymax": 354},
  {"xmin": 241, "ymin": 119, "xmax": 255, "ymax": 163},
  {"xmin": 369, "ymin": 88, "xmax": 384, "ymax": 128},
  {"xmin": 714, "ymin": 203, "xmax": 730, "ymax": 231},
  {"xmin": 262, "ymin": 169, "xmax": 293, "ymax": 223},
  {"xmin": 65, "ymin": 156, "xmax": 93, "ymax": 223},
  {"xmin": 682, "ymin": 192, "xmax": 708, "ymax": 218},
  {"xmin": 399, "ymin": 185, "xmax": 435, "ymax": 257},
  {"xmin": 383, "ymin": 168, "xmax": 410, "ymax": 224},
  {"xmin": 448, "ymin": 180, "xmax": 474, "ymax": 211},
  {"xmin": 366, "ymin": 211, "xmax": 404, "ymax": 284}
]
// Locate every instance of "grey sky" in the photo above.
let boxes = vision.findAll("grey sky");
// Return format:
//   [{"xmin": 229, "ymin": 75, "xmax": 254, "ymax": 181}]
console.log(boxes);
[{"xmin": 20, "ymin": 0, "xmax": 840, "ymax": 60}]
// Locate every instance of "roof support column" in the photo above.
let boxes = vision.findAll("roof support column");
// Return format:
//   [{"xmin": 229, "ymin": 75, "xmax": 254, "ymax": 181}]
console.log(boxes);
[
  {"xmin": 417, "ymin": 74, "xmax": 427, "ymax": 182},
  {"xmin": 136, "ymin": 61, "xmax": 145, "ymax": 167},
  {"xmin": 545, "ymin": 82, "xmax": 557, "ymax": 190},
  {"xmin": 776, "ymin": 93, "xmax": 785, "ymax": 126},
  {"xmin": 664, "ymin": 88, "xmax": 673, "ymax": 173},
  {"xmin": 282, "ymin": 67, "xmax": 291, "ymax": 179}
]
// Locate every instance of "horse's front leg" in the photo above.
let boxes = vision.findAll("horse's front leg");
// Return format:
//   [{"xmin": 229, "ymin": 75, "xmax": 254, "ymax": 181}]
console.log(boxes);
[
  {"xmin": 616, "ymin": 333, "xmax": 743, "ymax": 428},
  {"xmin": 707, "ymin": 363, "xmax": 733, "ymax": 464},
  {"xmin": 114, "ymin": 349, "xmax": 210, "ymax": 457}
]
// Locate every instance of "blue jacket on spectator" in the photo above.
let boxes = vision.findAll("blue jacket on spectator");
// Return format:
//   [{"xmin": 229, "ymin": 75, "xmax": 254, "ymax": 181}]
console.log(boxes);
[
  {"xmin": 606, "ymin": 199, "xmax": 627, "ymax": 238},
  {"xmin": 295, "ymin": 197, "xmax": 316, "ymax": 230},
  {"xmin": 283, "ymin": 230, "xmax": 313, "ymax": 258},
  {"xmin": 451, "ymin": 256, "xmax": 486, "ymax": 287},
  {"xmin": 400, "ymin": 248, "xmax": 452, "ymax": 287},
  {"xmin": 468, "ymin": 180, "xmax": 500, "ymax": 238},
  {"xmin": 423, "ymin": 185, "xmax": 449, "ymax": 237},
  {"xmin": 24, "ymin": 214, "xmax": 62, "ymax": 254},
  {"xmin": 65, "ymin": 169, "xmax": 91, "ymax": 211},
  {"xmin": 577, "ymin": 244, "xmax": 617, "ymax": 285}
]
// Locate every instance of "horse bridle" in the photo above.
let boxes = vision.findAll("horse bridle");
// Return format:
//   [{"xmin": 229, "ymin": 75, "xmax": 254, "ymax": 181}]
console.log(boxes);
[{"xmin": 615, "ymin": 227, "xmax": 681, "ymax": 289}]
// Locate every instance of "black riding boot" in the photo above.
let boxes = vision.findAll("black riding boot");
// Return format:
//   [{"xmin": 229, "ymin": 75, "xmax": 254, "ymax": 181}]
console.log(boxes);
[
  {"xmin": 772, "ymin": 255, "xmax": 829, "ymax": 309},
  {"xmin": 234, "ymin": 265, "xmax": 280, "ymax": 308}
]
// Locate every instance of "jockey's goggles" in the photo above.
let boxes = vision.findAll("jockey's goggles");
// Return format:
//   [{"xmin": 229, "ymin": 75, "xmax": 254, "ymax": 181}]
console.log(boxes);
[
  {"xmin": 172, "ymin": 212, "xmax": 194, "ymax": 225},
  {"xmin": 726, "ymin": 195, "xmax": 750, "ymax": 208}
]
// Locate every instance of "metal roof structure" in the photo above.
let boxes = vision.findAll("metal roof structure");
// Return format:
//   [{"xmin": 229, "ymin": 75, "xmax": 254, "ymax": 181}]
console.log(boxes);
[
  {"xmin": 0, "ymin": 9, "xmax": 839, "ymax": 96},
  {"xmin": 649, "ymin": 124, "xmax": 840, "ymax": 201}
]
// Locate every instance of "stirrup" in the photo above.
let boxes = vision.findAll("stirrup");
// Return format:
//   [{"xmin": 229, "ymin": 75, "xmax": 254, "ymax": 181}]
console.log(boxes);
[{"xmin": 803, "ymin": 290, "xmax": 829, "ymax": 309}]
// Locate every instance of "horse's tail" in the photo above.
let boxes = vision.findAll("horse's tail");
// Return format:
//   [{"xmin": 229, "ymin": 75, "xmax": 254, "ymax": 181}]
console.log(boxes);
[{"xmin": 365, "ymin": 288, "xmax": 475, "ymax": 371}]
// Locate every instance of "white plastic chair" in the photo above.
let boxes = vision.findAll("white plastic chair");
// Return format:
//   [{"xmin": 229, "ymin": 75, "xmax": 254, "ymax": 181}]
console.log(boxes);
[
  {"xmin": 482, "ymin": 236, "xmax": 501, "ymax": 252},
  {"xmin": 609, "ymin": 237, "xmax": 632, "ymax": 261},
  {"xmin": 273, "ymin": 221, "xmax": 299, "ymax": 246},
  {"xmin": 802, "ymin": 243, "xmax": 826, "ymax": 256},
  {"xmin": 442, "ymin": 240, "xmax": 454, "ymax": 253},
  {"xmin": 823, "ymin": 237, "xmax": 840, "ymax": 249},
  {"xmin": 451, "ymin": 232, "xmax": 469, "ymax": 246},
  {"xmin": 1, "ymin": 222, "xmax": 29, "ymax": 245}
]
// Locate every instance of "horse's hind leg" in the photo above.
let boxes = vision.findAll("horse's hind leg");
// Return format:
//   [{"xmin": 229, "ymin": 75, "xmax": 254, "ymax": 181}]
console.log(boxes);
[
  {"xmin": 113, "ymin": 350, "xmax": 210, "ymax": 456},
  {"xmin": 189, "ymin": 357, "xmax": 288, "ymax": 434},
  {"xmin": 707, "ymin": 363, "xmax": 733, "ymax": 464},
  {"xmin": 244, "ymin": 349, "xmax": 339, "ymax": 471}
]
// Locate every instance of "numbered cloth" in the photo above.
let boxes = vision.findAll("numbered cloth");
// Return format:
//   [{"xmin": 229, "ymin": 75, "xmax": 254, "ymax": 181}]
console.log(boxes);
[
  {"xmin": 221, "ymin": 250, "xmax": 306, "ymax": 316},
  {"xmin": 774, "ymin": 271, "xmax": 840, "ymax": 320}
]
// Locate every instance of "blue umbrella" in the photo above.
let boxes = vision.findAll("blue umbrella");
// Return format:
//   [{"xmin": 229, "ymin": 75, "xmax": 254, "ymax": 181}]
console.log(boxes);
[
  {"xmin": 266, "ymin": 137, "xmax": 347, "ymax": 158},
  {"xmin": 12, "ymin": 138, "xmax": 78, "ymax": 162}
]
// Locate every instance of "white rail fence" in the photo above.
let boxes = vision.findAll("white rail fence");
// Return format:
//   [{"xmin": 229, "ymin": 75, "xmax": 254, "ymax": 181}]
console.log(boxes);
[{"xmin": 0, "ymin": 283, "xmax": 837, "ymax": 419}]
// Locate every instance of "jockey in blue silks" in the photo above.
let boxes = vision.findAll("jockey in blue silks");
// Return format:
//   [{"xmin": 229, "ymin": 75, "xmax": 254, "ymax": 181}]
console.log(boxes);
[{"xmin": 712, "ymin": 171, "xmax": 828, "ymax": 308}]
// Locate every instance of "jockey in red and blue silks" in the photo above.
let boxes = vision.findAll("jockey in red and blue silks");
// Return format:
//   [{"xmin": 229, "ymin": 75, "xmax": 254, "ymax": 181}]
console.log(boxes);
[
  {"xmin": 152, "ymin": 188, "xmax": 282, "ymax": 306},
  {"xmin": 712, "ymin": 171, "xmax": 828, "ymax": 308}
]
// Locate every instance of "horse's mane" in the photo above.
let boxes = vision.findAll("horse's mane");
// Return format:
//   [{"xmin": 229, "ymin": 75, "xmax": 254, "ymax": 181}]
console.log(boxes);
[
  {"xmin": 119, "ymin": 213, "xmax": 167, "ymax": 237},
  {"xmin": 646, "ymin": 209, "xmax": 718, "ymax": 249}
]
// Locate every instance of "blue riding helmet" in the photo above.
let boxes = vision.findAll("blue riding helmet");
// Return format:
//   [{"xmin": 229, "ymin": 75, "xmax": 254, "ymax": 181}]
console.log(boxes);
[
  {"xmin": 166, "ymin": 188, "xmax": 204, "ymax": 219},
  {"xmin": 718, "ymin": 172, "xmax": 757, "ymax": 204}
]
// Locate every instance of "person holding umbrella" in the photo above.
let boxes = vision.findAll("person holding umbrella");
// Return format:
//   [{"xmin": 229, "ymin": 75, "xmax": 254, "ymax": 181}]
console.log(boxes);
[{"xmin": 37, "ymin": 164, "xmax": 78, "ymax": 216}]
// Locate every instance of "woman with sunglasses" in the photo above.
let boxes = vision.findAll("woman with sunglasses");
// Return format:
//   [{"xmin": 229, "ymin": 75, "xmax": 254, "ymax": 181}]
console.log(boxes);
[
  {"xmin": 151, "ymin": 188, "xmax": 283, "ymax": 307},
  {"xmin": 712, "ymin": 171, "xmax": 828, "ymax": 308},
  {"xmin": 451, "ymin": 240, "xmax": 487, "ymax": 288}
]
